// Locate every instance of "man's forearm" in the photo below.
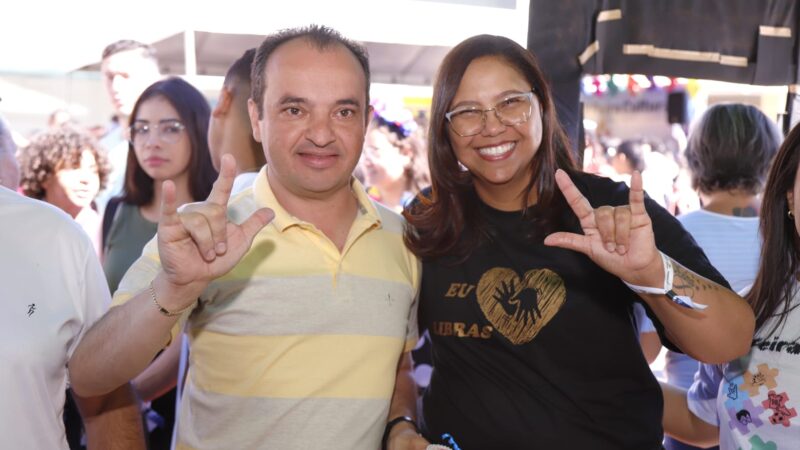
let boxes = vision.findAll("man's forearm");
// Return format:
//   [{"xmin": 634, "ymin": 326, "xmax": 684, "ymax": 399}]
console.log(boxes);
[
  {"xmin": 74, "ymin": 384, "xmax": 146, "ymax": 450},
  {"xmin": 70, "ymin": 273, "xmax": 201, "ymax": 396}
]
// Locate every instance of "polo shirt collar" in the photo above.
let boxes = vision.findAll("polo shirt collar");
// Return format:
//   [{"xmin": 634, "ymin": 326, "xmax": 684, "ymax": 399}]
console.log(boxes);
[{"xmin": 251, "ymin": 166, "xmax": 382, "ymax": 232}]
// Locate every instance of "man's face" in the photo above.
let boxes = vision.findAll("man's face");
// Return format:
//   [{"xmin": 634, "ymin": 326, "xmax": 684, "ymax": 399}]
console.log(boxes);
[
  {"xmin": 249, "ymin": 39, "xmax": 369, "ymax": 201},
  {"xmin": 101, "ymin": 49, "xmax": 160, "ymax": 117}
]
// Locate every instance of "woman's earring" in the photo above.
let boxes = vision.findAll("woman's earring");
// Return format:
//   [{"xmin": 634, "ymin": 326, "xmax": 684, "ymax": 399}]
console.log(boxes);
[{"xmin": 789, "ymin": 209, "xmax": 795, "ymax": 219}]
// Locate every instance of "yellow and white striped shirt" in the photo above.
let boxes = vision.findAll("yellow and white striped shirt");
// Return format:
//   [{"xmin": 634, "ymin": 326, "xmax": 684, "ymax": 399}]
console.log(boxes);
[{"xmin": 113, "ymin": 167, "xmax": 420, "ymax": 450}]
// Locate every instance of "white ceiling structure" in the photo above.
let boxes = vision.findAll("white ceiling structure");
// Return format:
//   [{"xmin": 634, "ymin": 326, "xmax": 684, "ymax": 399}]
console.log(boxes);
[
  {"xmin": 0, "ymin": 0, "xmax": 529, "ymax": 133},
  {"xmin": 2, "ymin": 0, "xmax": 529, "ymax": 81}
]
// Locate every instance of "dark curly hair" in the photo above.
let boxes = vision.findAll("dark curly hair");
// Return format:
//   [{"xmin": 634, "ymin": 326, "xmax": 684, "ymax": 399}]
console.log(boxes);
[{"xmin": 18, "ymin": 127, "xmax": 110, "ymax": 199}]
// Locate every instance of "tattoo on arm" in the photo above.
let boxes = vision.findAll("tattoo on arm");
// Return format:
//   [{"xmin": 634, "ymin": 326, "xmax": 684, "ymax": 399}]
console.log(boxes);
[{"xmin": 671, "ymin": 260, "xmax": 721, "ymax": 298}]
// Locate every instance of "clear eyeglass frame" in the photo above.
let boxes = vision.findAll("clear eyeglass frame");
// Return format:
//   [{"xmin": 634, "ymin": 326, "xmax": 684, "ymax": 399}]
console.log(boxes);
[
  {"xmin": 128, "ymin": 120, "xmax": 186, "ymax": 147},
  {"xmin": 445, "ymin": 90, "xmax": 536, "ymax": 137}
]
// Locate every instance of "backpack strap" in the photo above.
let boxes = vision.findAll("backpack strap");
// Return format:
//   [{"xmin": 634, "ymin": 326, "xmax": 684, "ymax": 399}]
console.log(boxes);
[{"xmin": 102, "ymin": 197, "xmax": 123, "ymax": 251}]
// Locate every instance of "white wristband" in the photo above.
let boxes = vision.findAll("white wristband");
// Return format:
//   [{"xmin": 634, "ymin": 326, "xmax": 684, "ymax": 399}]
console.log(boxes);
[{"xmin": 623, "ymin": 252, "xmax": 708, "ymax": 310}]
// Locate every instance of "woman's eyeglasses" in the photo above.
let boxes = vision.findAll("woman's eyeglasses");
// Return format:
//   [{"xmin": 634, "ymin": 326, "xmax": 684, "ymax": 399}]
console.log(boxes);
[
  {"xmin": 445, "ymin": 91, "xmax": 535, "ymax": 137},
  {"xmin": 128, "ymin": 120, "xmax": 186, "ymax": 146}
]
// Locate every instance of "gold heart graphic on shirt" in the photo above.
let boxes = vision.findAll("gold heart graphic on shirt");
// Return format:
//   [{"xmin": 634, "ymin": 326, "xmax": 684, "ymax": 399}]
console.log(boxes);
[{"xmin": 476, "ymin": 267, "xmax": 566, "ymax": 345}]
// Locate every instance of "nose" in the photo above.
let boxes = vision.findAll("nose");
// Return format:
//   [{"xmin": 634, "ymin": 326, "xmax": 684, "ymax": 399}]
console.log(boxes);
[
  {"xmin": 80, "ymin": 170, "xmax": 96, "ymax": 184},
  {"xmin": 481, "ymin": 108, "xmax": 506, "ymax": 137},
  {"xmin": 110, "ymin": 74, "xmax": 125, "ymax": 94},
  {"xmin": 305, "ymin": 114, "xmax": 336, "ymax": 147},
  {"xmin": 143, "ymin": 130, "xmax": 160, "ymax": 147}
]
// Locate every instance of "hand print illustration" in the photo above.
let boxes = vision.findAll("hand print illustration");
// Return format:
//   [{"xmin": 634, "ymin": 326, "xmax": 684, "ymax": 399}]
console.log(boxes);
[
  {"xmin": 493, "ymin": 277, "xmax": 543, "ymax": 325},
  {"xmin": 476, "ymin": 268, "xmax": 566, "ymax": 345}
]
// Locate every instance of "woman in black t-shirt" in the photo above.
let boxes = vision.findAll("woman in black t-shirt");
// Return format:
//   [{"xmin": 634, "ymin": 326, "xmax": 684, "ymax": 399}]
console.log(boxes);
[{"xmin": 401, "ymin": 34, "xmax": 756, "ymax": 449}]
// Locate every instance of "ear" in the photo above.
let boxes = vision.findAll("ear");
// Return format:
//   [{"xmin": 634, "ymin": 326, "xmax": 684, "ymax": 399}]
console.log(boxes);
[
  {"xmin": 212, "ymin": 87, "xmax": 234, "ymax": 118},
  {"xmin": 247, "ymin": 98, "xmax": 263, "ymax": 143},
  {"xmin": 365, "ymin": 105, "xmax": 374, "ymax": 128},
  {"xmin": 788, "ymin": 189, "xmax": 795, "ymax": 214}
]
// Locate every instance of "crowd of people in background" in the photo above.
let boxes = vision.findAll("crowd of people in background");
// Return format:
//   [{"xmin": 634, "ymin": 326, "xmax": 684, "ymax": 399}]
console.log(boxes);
[{"xmin": 1, "ymin": 22, "xmax": 798, "ymax": 450}]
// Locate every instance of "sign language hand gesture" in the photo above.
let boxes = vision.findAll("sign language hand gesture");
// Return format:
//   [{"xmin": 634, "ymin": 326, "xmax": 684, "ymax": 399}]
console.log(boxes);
[
  {"xmin": 157, "ymin": 154, "xmax": 274, "ymax": 291},
  {"xmin": 544, "ymin": 169, "xmax": 663, "ymax": 287}
]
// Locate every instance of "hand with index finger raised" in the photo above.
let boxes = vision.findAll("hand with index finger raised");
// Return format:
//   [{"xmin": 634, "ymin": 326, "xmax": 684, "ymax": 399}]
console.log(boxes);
[
  {"xmin": 158, "ymin": 154, "xmax": 275, "ymax": 291},
  {"xmin": 181, "ymin": 154, "xmax": 238, "ymax": 261},
  {"xmin": 543, "ymin": 169, "xmax": 662, "ymax": 287}
]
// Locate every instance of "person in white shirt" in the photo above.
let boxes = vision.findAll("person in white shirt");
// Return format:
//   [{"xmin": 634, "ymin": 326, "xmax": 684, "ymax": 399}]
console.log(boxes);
[{"xmin": 0, "ymin": 115, "xmax": 145, "ymax": 449}]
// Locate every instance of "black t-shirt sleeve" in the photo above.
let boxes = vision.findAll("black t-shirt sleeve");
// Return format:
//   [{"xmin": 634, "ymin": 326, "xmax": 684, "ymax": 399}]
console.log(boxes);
[{"xmin": 574, "ymin": 173, "xmax": 730, "ymax": 352}]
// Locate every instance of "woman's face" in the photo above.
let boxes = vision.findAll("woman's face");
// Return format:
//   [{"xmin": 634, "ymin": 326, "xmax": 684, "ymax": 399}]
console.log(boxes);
[
  {"xmin": 43, "ymin": 149, "xmax": 100, "ymax": 217},
  {"xmin": 362, "ymin": 128, "xmax": 410, "ymax": 189},
  {"xmin": 447, "ymin": 55, "xmax": 543, "ymax": 208},
  {"xmin": 131, "ymin": 96, "xmax": 192, "ymax": 184}
]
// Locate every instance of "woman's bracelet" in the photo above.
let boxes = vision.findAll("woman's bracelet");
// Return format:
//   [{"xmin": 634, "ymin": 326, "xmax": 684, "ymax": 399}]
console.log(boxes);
[{"xmin": 622, "ymin": 251, "xmax": 708, "ymax": 310}]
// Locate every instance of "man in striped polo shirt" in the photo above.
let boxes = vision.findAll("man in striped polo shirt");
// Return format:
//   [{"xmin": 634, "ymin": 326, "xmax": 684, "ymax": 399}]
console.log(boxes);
[{"xmin": 69, "ymin": 25, "xmax": 429, "ymax": 450}]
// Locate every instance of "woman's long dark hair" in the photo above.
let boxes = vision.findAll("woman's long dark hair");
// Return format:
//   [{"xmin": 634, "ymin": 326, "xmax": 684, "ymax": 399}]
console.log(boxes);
[
  {"xmin": 746, "ymin": 123, "xmax": 800, "ymax": 335},
  {"xmin": 403, "ymin": 34, "xmax": 575, "ymax": 260},
  {"xmin": 123, "ymin": 77, "xmax": 217, "ymax": 205}
]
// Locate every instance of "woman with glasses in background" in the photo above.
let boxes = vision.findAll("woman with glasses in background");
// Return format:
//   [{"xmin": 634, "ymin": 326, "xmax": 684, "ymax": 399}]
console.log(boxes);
[
  {"xmin": 103, "ymin": 77, "xmax": 216, "ymax": 294},
  {"xmin": 401, "ymin": 34, "xmax": 754, "ymax": 449},
  {"xmin": 101, "ymin": 77, "xmax": 216, "ymax": 450}
]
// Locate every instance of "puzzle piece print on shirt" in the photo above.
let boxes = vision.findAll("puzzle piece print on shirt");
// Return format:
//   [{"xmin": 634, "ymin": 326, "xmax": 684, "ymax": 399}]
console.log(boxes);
[
  {"xmin": 761, "ymin": 390, "xmax": 797, "ymax": 427},
  {"xmin": 748, "ymin": 434, "xmax": 777, "ymax": 450},
  {"xmin": 725, "ymin": 376, "xmax": 751, "ymax": 412},
  {"xmin": 740, "ymin": 364, "xmax": 779, "ymax": 397},
  {"xmin": 727, "ymin": 399, "xmax": 765, "ymax": 434}
]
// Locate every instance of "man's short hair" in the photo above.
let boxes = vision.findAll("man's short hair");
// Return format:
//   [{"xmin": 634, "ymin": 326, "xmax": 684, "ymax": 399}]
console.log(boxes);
[
  {"xmin": 101, "ymin": 39, "xmax": 158, "ymax": 62},
  {"xmin": 250, "ymin": 25, "xmax": 370, "ymax": 119},
  {"xmin": 224, "ymin": 48, "xmax": 256, "ymax": 89}
]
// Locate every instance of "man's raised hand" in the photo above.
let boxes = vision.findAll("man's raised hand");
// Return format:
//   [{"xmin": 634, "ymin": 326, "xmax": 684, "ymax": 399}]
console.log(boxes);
[{"xmin": 158, "ymin": 154, "xmax": 274, "ymax": 289}]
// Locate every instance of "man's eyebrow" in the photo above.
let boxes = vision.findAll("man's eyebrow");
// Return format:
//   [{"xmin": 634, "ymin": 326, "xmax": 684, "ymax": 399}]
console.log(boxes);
[
  {"xmin": 335, "ymin": 98, "xmax": 361, "ymax": 108},
  {"xmin": 278, "ymin": 96, "xmax": 307, "ymax": 105},
  {"xmin": 276, "ymin": 96, "xmax": 362, "ymax": 109}
]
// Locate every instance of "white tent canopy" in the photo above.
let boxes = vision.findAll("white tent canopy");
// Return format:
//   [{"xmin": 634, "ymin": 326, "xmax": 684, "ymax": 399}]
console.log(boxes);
[
  {"xmin": 0, "ymin": 0, "xmax": 529, "ymax": 132},
  {"xmin": 1, "ymin": 0, "xmax": 529, "ymax": 77}
]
